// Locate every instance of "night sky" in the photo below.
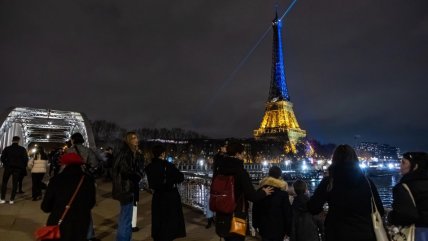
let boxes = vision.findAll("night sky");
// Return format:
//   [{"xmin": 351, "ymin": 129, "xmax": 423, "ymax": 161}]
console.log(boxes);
[{"xmin": 1, "ymin": 0, "xmax": 427, "ymax": 151}]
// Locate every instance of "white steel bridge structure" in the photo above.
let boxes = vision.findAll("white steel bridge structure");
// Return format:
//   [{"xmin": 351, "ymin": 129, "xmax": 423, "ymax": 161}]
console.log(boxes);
[{"xmin": 0, "ymin": 107, "xmax": 95, "ymax": 151}]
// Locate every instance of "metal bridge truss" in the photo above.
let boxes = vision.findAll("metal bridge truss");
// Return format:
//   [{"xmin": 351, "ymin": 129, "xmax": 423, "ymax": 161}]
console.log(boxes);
[{"xmin": 0, "ymin": 107, "xmax": 95, "ymax": 150}]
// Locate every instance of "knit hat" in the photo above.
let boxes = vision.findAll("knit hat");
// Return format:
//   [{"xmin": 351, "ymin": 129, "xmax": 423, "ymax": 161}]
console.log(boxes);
[{"xmin": 60, "ymin": 153, "xmax": 84, "ymax": 165}]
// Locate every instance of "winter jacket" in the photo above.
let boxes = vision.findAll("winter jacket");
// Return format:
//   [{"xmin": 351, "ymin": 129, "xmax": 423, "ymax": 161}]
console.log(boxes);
[
  {"xmin": 1, "ymin": 143, "xmax": 28, "ymax": 169},
  {"xmin": 145, "ymin": 157, "xmax": 186, "ymax": 240},
  {"xmin": 308, "ymin": 164, "xmax": 384, "ymax": 241},
  {"xmin": 112, "ymin": 144, "xmax": 144, "ymax": 205},
  {"xmin": 253, "ymin": 176, "xmax": 292, "ymax": 239},
  {"xmin": 388, "ymin": 171, "xmax": 428, "ymax": 227},
  {"xmin": 41, "ymin": 165, "xmax": 96, "ymax": 241},
  {"xmin": 291, "ymin": 194, "xmax": 320, "ymax": 241},
  {"xmin": 28, "ymin": 158, "xmax": 48, "ymax": 173},
  {"xmin": 214, "ymin": 155, "xmax": 267, "ymax": 238},
  {"xmin": 66, "ymin": 144, "xmax": 98, "ymax": 175}
]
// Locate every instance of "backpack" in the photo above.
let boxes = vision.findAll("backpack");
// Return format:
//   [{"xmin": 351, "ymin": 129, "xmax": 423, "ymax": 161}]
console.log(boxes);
[{"xmin": 209, "ymin": 174, "xmax": 236, "ymax": 213}]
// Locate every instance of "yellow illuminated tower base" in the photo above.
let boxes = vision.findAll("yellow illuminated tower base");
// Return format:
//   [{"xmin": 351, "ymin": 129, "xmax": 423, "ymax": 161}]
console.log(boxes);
[
  {"xmin": 254, "ymin": 100, "xmax": 306, "ymax": 153},
  {"xmin": 254, "ymin": 13, "xmax": 306, "ymax": 153}
]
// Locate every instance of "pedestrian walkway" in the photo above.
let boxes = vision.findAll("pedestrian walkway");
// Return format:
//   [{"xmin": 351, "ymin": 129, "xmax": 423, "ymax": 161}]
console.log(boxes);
[{"xmin": 0, "ymin": 170, "xmax": 259, "ymax": 241}]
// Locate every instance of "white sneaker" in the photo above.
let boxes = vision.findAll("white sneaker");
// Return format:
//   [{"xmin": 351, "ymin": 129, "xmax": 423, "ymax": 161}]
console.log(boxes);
[
  {"xmin": 9, "ymin": 200, "xmax": 14, "ymax": 204},
  {"xmin": 0, "ymin": 199, "xmax": 5, "ymax": 204}
]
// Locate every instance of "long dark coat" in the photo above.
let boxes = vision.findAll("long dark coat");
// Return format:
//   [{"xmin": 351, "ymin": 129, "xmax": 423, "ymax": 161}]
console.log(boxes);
[
  {"xmin": 308, "ymin": 164, "xmax": 384, "ymax": 241},
  {"xmin": 214, "ymin": 155, "xmax": 267, "ymax": 238},
  {"xmin": 145, "ymin": 158, "xmax": 186, "ymax": 241},
  {"xmin": 41, "ymin": 165, "xmax": 96, "ymax": 241}
]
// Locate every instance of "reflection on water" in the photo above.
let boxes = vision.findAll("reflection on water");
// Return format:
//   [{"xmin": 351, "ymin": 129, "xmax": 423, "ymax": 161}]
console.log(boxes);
[{"xmin": 305, "ymin": 174, "xmax": 401, "ymax": 208}]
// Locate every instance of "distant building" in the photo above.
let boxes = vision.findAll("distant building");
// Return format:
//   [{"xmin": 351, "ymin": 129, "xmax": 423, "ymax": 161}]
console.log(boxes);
[{"xmin": 355, "ymin": 142, "xmax": 400, "ymax": 160}]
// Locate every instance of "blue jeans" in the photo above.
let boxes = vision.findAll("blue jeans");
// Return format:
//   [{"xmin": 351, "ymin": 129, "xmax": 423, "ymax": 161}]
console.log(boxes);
[
  {"xmin": 116, "ymin": 202, "xmax": 133, "ymax": 241},
  {"xmin": 87, "ymin": 214, "xmax": 95, "ymax": 239}
]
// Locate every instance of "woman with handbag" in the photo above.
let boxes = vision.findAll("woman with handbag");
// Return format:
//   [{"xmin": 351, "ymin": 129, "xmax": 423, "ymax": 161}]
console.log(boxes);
[
  {"xmin": 308, "ymin": 144, "xmax": 385, "ymax": 241},
  {"xmin": 388, "ymin": 152, "xmax": 428, "ymax": 241},
  {"xmin": 40, "ymin": 152, "xmax": 96, "ymax": 241}
]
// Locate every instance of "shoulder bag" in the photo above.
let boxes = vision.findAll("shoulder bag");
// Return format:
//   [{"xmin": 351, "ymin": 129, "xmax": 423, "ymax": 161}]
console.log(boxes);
[
  {"xmin": 34, "ymin": 176, "xmax": 85, "ymax": 241},
  {"xmin": 230, "ymin": 196, "xmax": 247, "ymax": 236},
  {"xmin": 366, "ymin": 177, "xmax": 389, "ymax": 241},
  {"xmin": 388, "ymin": 183, "xmax": 416, "ymax": 241}
]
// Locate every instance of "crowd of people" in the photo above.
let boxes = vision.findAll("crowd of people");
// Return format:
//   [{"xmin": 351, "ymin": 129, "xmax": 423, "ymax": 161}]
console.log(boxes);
[{"xmin": 0, "ymin": 134, "xmax": 427, "ymax": 241}]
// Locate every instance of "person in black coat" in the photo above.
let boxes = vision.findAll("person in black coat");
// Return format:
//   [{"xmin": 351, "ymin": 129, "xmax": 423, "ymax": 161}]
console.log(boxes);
[
  {"xmin": 253, "ymin": 166, "xmax": 291, "ymax": 241},
  {"xmin": 145, "ymin": 144, "xmax": 186, "ymax": 241},
  {"xmin": 0, "ymin": 136, "xmax": 29, "ymax": 204},
  {"xmin": 388, "ymin": 152, "xmax": 428, "ymax": 237},
  {"xmin": 308, "ymin": 144, "xmax": 384, "ymax": 241},
  {"xmin": 112, "ymin": 132, "xmax": 144, "ymax": 241},
  {"xmin": 41, "ymin": 152, "xmax": 96, "ymax": 241},
  {"xmin": 214, "ymin": 141, "xmax": 273, "ymax": 241}
]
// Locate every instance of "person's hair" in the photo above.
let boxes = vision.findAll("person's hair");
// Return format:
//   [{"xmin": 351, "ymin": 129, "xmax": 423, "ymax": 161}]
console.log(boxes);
[
  {"xmin": 12, "ymin": 136, "xmax": 20, "ymax": 142},
  {"xmin": 269, "ymin": 165, "xmax": 282, "ymax": 179},
  {"xmin": 331, "ymin": 144, "xmax": 359, "ymax": 166},
  {"xmin": 152, "ymin": 145, "xmax": 166, "ymax": 158},
  {"xmin": 34, "ymin": 146, "xmax": 48, "ymax": 160},
  {"xmin": 403, "ymin": 152, "xmax": 428, "ymax": 175},
  {"xmin": 293, "ymin": 180, "xmax": 308, "ymax": 195},
  {"xmin": 226, "ymin": 141, "xmax": 244, "ymax": 156},
  {"xmin": 70, "ymin": 133, "xmax": 85, "ymax": 144},
  {"xmin": 124, "ymin": 131, "xmax": 138, "ymax": 151},
  {"xmin": 327, "ymin": 144, "xmax": 360, "ymax": 191}
]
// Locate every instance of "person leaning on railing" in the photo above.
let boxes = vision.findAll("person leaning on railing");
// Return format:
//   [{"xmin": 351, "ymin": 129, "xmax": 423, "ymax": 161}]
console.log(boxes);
[
  {"xmin": 307, "ymin": 144, "xmax": 384, "ymax": 241},
  {"xmin": 388, "ymin": 152, "xmax": 428, "ymax": 239}
]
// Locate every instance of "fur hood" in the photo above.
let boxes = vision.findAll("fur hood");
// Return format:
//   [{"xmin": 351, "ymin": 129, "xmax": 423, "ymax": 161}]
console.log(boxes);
[{"xmin": 259, "ymin": 176, "xmax": 288, "ymax": 191}]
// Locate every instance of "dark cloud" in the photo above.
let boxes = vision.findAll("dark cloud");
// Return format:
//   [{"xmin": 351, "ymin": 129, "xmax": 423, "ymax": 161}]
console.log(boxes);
[{"xmin": 1, "ymin": 0, "xmax": 427, "ymax": 151}]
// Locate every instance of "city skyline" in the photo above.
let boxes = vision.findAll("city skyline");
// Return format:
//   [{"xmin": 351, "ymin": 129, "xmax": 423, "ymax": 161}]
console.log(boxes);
[{"xmin": 1, "ymin": 0, "xmax": 427, "ymax": 151}]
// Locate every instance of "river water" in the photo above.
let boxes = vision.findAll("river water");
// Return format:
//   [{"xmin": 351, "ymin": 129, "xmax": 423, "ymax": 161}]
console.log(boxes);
[{"xmin": 305, "ymin": 174, "xmax": 401, "ymax": 208}]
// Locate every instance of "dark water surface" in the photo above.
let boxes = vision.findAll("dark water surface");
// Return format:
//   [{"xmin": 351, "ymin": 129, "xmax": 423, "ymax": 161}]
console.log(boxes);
[{"xmin": 305, "ymin": 174, "xmax": 400, "ymax": 208}]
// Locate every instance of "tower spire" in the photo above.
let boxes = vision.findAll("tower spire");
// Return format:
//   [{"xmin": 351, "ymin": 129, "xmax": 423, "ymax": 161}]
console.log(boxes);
[{"xmin": 269, "ymin": 9, "xmax": 290, "ymax": 101}]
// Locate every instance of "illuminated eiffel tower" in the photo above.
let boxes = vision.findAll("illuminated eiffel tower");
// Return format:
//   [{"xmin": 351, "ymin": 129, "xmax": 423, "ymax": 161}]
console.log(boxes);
[{"xmin": 254, "ymin": 12, "xmax": 306, "ymax": 153}]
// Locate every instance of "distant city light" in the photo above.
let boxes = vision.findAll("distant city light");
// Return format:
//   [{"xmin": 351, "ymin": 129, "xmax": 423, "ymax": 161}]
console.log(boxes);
[
  {"xmin": 198, "ymin": 159, "xmax": 204, "ymax": 166},
  {"xmin": 263, "ymin": 161, "xmax": 268, "ymax": 167}
]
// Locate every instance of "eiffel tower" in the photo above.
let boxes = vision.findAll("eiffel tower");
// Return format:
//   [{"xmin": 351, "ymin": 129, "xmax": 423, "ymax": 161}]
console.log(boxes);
[{"xmin": 254, "ymin": 12, "xmax": 306, "ymax": 153}]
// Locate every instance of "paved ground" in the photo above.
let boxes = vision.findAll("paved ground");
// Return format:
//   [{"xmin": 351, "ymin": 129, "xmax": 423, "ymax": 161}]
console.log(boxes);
[{"xmin": 0, "ymin": 169, "xmax": 259, "ymax": 241}]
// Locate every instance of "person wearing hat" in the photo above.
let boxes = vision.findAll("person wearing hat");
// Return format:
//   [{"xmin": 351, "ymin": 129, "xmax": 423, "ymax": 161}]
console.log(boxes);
[
  {"xmin": 388, "ymin": 152, "xmax": 428, "ymax": 239},
  {"xmin": 41, "ymin": 152, "xmax": 96, "ymax": 241},
  {"xmin": 0, "ymin": 136, "xmax": 29, "ymax": 204}
]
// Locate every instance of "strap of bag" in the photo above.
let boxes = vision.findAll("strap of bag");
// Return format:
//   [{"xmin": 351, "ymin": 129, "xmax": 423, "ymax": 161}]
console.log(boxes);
[
  {"xmin": 58, "ymin": 175, "xmax": 85, "ymax": 225},
  {"xmin": 402, "ymin": 183, "xmax": 416, "ymax": 207},
  {"xmin": 365, "ymin": 176, "xmax": 379, "ymax": 213},
  {"xmin": 74, "ymin": 145, "xmax": 84, "ymax": 161}
]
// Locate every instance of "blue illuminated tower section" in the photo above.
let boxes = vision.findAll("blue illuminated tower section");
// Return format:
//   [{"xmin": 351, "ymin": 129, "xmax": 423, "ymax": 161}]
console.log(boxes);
[
  {"xmin": 269, "ymin": 13, "xmax": 290, "ymax": 101},
  {"xmin": 254, "ymin": 11, "xmax": 306, "ymax": 153}
]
